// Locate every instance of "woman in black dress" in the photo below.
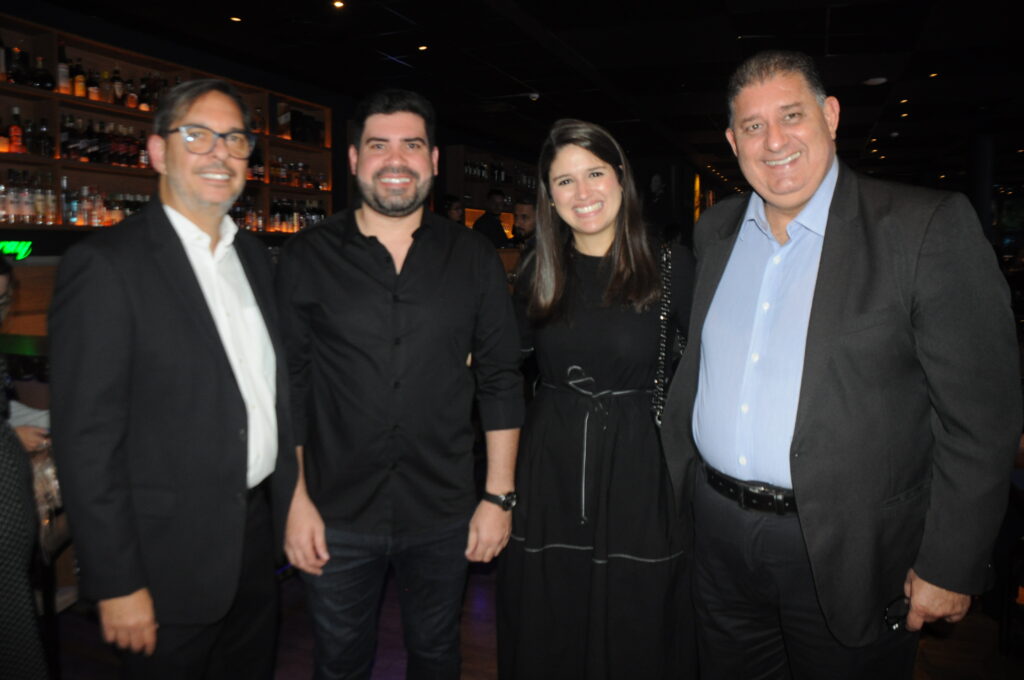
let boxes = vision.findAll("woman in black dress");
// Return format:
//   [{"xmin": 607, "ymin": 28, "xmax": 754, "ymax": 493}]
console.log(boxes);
[
  {"xmin": 0, "ymin": 257, "xmax": 49, "ymax": 679},
  {"xmin": 498, "ymin": 119, "xmax": 695, "ymax": 679}
]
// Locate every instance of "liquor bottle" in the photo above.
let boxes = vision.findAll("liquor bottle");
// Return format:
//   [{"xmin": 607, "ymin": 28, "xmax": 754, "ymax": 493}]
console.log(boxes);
[
  {"xmin": 72, "ymin": 58, "xmax": 87, "ymax": 97},
  {"xmin": 0, "ymin": 115, "xmax": 8, "ymax": 153},
  {"xmin": 37, "ymin": 118, "xmax": 54, "ymax": 158},
  {"xmin": 136, "ymin": 130, "xmax": 149, "ymax": 167},
  {"xmin": 137, "ymin": 76, "xmax": 151, "ymax": 112},
  {"xmin": 31, "ymin": 56, "xmax": 55, "ymax": 90},
  {"xmin": 0, "ymin": 34, "xmax": 7, "ymax": 82},
  {"xmin": 86, "ymin": 69, "xmax": 101, "ymax": 101},
  {"xmin": 125, "ymin": 79, "xmax": 139, "ymax": 108},
  {"xmin": 111, "ymin": 69, "xmax": 125, "ymax": 105},
  {"xmin": 56, "ymin": 42, "xmax": 71, "ymax": 94},
  {"xmin": 251, "ymin": 106, "xmax": 266, "ymax": 134},
  {"xmin": 99, "ymin": 70, "xmax": 113, "ymax": 103},
  {"xmin": 8, "ymin": 107, "xmax": 24, "ymax": 154},
  {"xmin": 7, "ymin": 47, "xmax": 27, "ymax": 85},
  {"xmin": 23, "ymin": 119, "xmax": 37, "ymax": 155}
]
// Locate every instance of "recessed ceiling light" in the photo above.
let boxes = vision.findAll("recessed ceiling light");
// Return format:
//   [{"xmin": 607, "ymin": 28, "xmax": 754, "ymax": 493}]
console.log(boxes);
[
  {"xmin": 418, "ymin": 45, "xmax": 428, "ymax": 51},
  {"xmin": 870, "ymin": 138, "xmax": 878, "ymax": 143},
  {"xmin": 889, "ymin": 131, "xmax": 900, "ymax": 138},
  {"xmin": 939, "ymin": 174, "xmax": 946, "ymax": 179},
  {"xmin": 871, "ymin": 149, "xmax": 879, "ymax": 154},
  {"xmin": 900, "ymin": 113, "xmax": 909, "ymax": 118},
  {"xmin": 929, "ymin": 73, "xmax": 939, "ymax": 78},
  {"xmin": 899, "ymin": 99, "xmax": 909, "ymax": 104},
  {"xmin": 863, "ymin": 77, "xmax": 888, "ymax": 86},
  {"xmin": 880, "ymin": 155, "xmax": 887, "ymax": 159},
  {"xmin": 333, "ymin": 1, "xmax": 344, "ymax": 7},
  {"xmin": 230, "ymin": 16, "xmax": 242, "ymax": 22}
]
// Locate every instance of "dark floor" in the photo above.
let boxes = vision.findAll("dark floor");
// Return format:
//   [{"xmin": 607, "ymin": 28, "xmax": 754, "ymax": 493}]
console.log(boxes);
[{"xmin": 54, "ymin": 565, "xmax": 1024, "ymax": 679}]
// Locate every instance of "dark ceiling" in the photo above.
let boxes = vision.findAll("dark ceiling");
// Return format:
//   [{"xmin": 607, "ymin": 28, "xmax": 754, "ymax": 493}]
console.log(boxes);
[{"xmin": 13, "ymin": 0, "xmax": 1024, "ymax": 201}]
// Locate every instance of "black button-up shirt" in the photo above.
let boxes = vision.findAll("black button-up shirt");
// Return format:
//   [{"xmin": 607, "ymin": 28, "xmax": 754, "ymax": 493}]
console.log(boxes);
[{"xmin": 276, "ymin": 209, "xmax": 523, "ymax": 535}]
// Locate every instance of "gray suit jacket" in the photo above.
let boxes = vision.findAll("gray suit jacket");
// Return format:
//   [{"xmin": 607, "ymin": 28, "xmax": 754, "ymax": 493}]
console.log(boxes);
[{"xmin": 661, "ymin": 164, "xmax": 1021, "ymax": 645}]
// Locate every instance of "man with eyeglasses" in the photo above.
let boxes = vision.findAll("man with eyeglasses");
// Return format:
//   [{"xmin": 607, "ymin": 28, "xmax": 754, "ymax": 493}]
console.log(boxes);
[{"xmin": 50, "ymin": 79, "xmax": 293, "ymax": 679}]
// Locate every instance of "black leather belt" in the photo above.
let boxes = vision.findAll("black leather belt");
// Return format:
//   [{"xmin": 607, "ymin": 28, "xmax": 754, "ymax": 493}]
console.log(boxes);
[{"xmin": 704, "ymin": 464, "xmax": 797, "ymax": 515}]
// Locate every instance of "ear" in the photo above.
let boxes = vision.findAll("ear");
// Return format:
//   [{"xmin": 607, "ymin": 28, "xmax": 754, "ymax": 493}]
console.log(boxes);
[
  {"xmin": 431, "ymin": 146, "xmax": 439, "ymax": 176},
  {"xmin": 348, "ymin": 145, "xmax": 359, "ymax": 175},
  {"xmin": 148, "ymin": 134, "xmax": 168, "ymax": 175},
  {"xmin": 725, "ymin": 127, "xmax": 738, "ymax": 157},
  {"xmin": 823, "ymin": 96, "xmax": 840, "ymax": 140}
]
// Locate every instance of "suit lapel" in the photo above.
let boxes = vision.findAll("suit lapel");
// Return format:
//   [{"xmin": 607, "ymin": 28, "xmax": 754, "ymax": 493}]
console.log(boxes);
[
  {"xmin": 791, "ymin": 166, "xmax": 861, "ymax": 449},
  {"xmin": 145, "ymin": 201, "xmax": 232, "ymax": 357}
]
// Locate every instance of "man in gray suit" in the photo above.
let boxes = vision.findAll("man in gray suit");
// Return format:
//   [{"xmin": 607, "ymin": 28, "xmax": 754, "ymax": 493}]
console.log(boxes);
[{"xmin": 661, "ymin": 50, "xmax": 1020, "ymax": 679}]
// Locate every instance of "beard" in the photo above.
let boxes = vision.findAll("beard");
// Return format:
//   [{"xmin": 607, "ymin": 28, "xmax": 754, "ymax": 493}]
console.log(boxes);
[{"xmin": 357, "ymin": 165, "xmax": 433, "ymax": 218}]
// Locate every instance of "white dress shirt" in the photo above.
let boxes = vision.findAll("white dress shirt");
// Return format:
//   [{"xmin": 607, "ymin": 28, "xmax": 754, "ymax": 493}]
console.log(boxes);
[{"xmin": 165, "ymin": 205, "xmax": 277, "ymax": 488}]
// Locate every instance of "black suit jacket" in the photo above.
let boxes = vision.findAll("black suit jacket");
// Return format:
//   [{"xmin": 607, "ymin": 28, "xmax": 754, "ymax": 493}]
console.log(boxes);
[
  {"xmin": 661, "ymin": 164, "xmax": 1021, "ymax": 646},
  {"xmin": 49, "ymin": 201, "xmax": 295, "ymax": 625}
]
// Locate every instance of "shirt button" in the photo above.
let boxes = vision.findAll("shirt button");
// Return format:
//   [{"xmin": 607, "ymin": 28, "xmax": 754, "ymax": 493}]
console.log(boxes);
[
  {"xmin": 751, "ymin": 353, "xmax": 760, "ymax": 363},
  {"xmin": 740, "ymin": 404, "xmax": 749, "ymax": 414},
  {"xmin": 238, "ymin": 428, "xmax": 247, "ymax": 441},
  {"xmin": 762, "ymin": 302, "xmax": 771, "ymax": 312},
  {"xmin": 772, "ymin": 255, "xmax": 781, "ymax": 265},
  {"xmin": 739, "ymin": 456, "xmax": 748, "ymax": 466}
]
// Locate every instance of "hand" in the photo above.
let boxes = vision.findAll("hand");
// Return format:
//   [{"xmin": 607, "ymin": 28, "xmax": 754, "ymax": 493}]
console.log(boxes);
[
  {"xmin": 97, "ymin": 588, "xmax": 158, "ymax": 655},
  {"xmin": 903, "ymin": 568, "xmax": 971, "ymax": 631},
  {"xmin": 14, "ymin": 426, "xmax": 50, "ymax": 452},
  {"xmin": 285, "ymin": 488, "xmax": 329, "ymax": 575},
  {"xmin": 465, "ymin": 500, "xmax": 511, "ymax": 563}
]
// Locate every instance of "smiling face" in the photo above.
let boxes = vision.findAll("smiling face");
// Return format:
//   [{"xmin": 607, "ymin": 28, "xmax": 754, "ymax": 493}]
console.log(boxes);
[
  {"xmin": 349, "ymin": 111, "xmax": 438, "ymax": 218},
  {"xmin": 548, "ymin": 144, "xmax": 622, "ymax": 256},
  {"xmin": 149, "ymin": 90, "xmax": 248, "ymax": 228},
  {"xmin": 726, "ymin": 71, "xmax": 840, "ymax": 230}
]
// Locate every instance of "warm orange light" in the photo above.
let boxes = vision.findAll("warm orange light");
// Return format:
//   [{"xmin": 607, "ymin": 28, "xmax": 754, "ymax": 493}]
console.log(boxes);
[
  {"xmin": 899, "ymin": 99, "xmax": 909, "ymax": 104},
  {"xmin": 418, "ymin": 45, "xmax": 428, "ymax": 51},
  {"xmin": 230, "ymin": 17, "xmax": 242, "ymax": 22},
  {"xmin": 900, "ymin": 113, "xmax": 909, "ymax": 118},
  {"xmin": 929, "ymin": 73, "xmax": 938, "ymax": 78},
  {"xmin": 879, "ymin": 155, "xmax": 887, "ymax": 159},
  {"xmin": 334, "ymin": 1, "xmax": 344, "ymax": 7}
]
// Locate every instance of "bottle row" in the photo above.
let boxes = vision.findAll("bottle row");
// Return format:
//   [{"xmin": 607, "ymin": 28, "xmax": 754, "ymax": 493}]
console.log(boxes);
[
  {"xmin": 230, "ymin": 195, "xmax": 328, "ymax": 234},
  {"xmin": 2, "ymin": 37, "xmax": 173, "ymax": 112},
  {"xmin": 463, "ymin": 160, "xmax": 537, "ymax": 190}
]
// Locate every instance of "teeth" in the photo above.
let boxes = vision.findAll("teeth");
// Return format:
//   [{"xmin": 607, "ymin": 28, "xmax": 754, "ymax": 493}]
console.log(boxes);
[
  {"xmin": 380, "ymin": 177, "xmax": 411, "ymax": 184},
  {"xmin": 199, "ymin": 172, "xmax": 230, "ymax": 180},
  {"xmin": 574, "ymin": 201, "xmax": 603, "ymax": 214},
  {"xmin": 765, "ymin": 152, "xmax": 801, "ymax": 167}
]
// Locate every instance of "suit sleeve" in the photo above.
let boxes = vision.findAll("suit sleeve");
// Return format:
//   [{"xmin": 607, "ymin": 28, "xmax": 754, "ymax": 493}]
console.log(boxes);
[
  {"xmin": 49, "ymin": 243, "xmax": 147, "ymax": 601},
  {"xmin": 909, "ymin": 192, "xmax": 1021, "ymax": 593}
]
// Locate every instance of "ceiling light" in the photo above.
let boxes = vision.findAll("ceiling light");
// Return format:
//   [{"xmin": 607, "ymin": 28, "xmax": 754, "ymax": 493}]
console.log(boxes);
[
  {"xmin": 871, "ymin": 149, "xmax": 879, "ymax": 154},
  {"xmin": 863, "ymin": 77, "xmax": 888, "ymax": 86},
  {"xmin": 929, "ymin": 73, "xmax": 938, "ymax": 78},
  {"xmin": 418, "ymin": 45, "xmax": 428, "ymax": 51},
  {"xmin": 880, "ymin": 155, "xmax": 886, "ymax": 159},
  {"xmin": 900, "ymin": 113, "xmax": 909, "ymax": 118},
  {"xmin": 889, "ymin": 131, "xmax": 900, "ymax": 138},
  {"xmin": 333, "ymin": 1, "xmax": 344, "ymax": 7},
  {"xmin": 870, "ymin": 138, "xmax": 878, "ymax": 143},
  {"xmin": 899, "ymin": 99, "xmax": 909, "ymax": 104},
  {"xmin": 939, "ymin": 174, "xmax": 946, "ymax": 179},
  {"xmin": 230, "ymin": 16, "xmax": 242, "ymax": 22}
]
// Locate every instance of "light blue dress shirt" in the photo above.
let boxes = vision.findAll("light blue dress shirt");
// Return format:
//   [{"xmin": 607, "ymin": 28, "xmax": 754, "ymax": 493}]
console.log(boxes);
[{"xmin": 693, "ymin": 160, "xmax": 838, "ymax": 488}]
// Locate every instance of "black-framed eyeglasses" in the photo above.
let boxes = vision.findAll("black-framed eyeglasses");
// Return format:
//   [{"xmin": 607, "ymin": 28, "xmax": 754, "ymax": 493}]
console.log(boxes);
[
  {"xmin": 883, "ymin": 595, "xmax": 910, "ymax": 632},
  {"xmin": 164, "ymin": 125, "xmax": 256, "ymax": 159}
]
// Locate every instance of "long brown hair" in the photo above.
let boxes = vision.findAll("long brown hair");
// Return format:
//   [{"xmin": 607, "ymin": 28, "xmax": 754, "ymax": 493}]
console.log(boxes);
[{"xmin": 526, "ymin": 119, "xmax": 658, "ymax": 323}]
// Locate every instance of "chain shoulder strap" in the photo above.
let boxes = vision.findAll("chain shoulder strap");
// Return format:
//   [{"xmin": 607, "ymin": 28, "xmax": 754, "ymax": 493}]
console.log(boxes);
[{"xmin": 652, "ymin": 243, "xmax": 672, "ymax": 427}]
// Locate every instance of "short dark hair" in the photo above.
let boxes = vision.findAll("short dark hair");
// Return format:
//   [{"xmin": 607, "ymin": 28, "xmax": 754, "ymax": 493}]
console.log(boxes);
[
  {"xmin": 514, "ymin": 195, "xmax": 536, "ymax": 208},
  {"xmin": 727, "ymin": 50, "xmax": 826, "ymax": 125},
  {"xmin": 527, "ymin": 118, "xmax": 658, "ymax": 322},
  {"xmin": 351, "ymin": 89, "xmax": 436, "ymax": 148},
  {"xmin": 154, "ymin": 79, "xmax": 250, "ymax": 135}
]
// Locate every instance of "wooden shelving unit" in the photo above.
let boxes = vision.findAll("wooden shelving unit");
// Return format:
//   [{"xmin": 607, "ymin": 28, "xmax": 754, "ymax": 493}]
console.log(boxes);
[{"xmin": 1, "ymin": 13, "xmax": 333, "ymax": 237}]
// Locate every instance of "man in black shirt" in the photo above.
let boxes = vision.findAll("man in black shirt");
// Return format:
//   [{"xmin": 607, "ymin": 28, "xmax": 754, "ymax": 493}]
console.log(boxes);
[
  {"xmin": 473, "ymin": 188, "xmax": 511, "ymax": 247},
  {"xmin": 277, "ymin": 89, "xmax": 523, "ymax": 679}
]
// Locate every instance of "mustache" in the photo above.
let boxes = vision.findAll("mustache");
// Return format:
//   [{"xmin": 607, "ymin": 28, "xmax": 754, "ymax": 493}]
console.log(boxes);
[{"xmin": 375, "ymin": 166, "xmax": 420, "ymax": 181}]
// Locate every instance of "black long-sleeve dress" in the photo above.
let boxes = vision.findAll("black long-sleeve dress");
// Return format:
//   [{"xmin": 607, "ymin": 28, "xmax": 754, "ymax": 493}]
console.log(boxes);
[
  {"xmin": 498, "ymin": 246, "xmax": 696, "ymax": 680},
  {"xmin": 0, "ymin": 358, "xmax": 49, "ymax": 679}
]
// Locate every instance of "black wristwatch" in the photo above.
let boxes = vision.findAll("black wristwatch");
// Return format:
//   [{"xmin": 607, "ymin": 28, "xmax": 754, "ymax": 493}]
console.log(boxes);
[{"xmin": 481, "ymin": 490, "xmax": 518, "ymax": 511}]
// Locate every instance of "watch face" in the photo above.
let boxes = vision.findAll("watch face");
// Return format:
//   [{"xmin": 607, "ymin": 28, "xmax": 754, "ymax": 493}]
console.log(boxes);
[{"xmin": 502, "ymin": 492, "xmax": 518, "ymax": 510}]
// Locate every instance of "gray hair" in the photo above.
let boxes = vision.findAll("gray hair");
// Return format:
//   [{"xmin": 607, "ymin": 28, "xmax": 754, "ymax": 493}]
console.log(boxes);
[{"xmin": 727, "ymin": 50, "xmax": 826, "ymax": 125}]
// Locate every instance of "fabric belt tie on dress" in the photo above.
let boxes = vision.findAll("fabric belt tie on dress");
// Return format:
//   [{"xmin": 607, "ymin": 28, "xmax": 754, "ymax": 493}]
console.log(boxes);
[
  {"xmin": 541, "ymin": 365, "xmax": 650, "ymax": 526},
  {"xmin": 703, "ymin": 463, "xmax": 798, "ymax": 515}
]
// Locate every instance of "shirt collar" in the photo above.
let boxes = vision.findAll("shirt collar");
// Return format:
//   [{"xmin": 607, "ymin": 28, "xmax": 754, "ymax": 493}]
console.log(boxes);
[
  {"xmin": 739, "ymin": 157, "xmax": 839, "ymax": 242},
  {"xmin": 164, "ymin": 204, "xmax": 238, "ymax": 256},
  {"xmin": 338, "ymin": 208, "xmax": 436, "ymax": 244}
]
